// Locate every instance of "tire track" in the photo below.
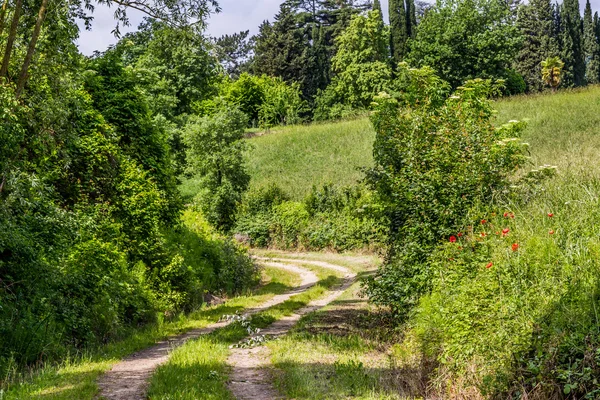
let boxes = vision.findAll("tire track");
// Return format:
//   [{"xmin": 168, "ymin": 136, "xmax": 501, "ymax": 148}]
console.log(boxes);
[
  {"xmin": 97, "ymin": 261, "xmax": 318, "ymax": 400},
  {"xmin": 227, "ymin": 257, "xmax": 356, "ymax": 400}
]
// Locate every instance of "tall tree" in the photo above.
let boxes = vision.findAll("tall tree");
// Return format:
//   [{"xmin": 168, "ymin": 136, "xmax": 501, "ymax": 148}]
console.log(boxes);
[
  {"xmin": 406, "ymin": 0, "xmax": 417, "ymax": 38},
  {"xmin": 560, "ymin": 0, "xmax": 585, "ymax": 86},
  {"xmin": 515, "ymin": 0, "xmax": 558, "ymax": 91},
  {"xmin": 251, "ymin": 4, "xmax": 307, "ymax": 83},
  {"xmin": 373, "ymin": 0, "xmax": 384, "ymax": 25},
  {"xmin": 214, "ymin": 31, "xmax": 253, "ymax": 79},
  {"xmin": 408, "ymin": 0, "xmax": 521, "ymax": 88},
  {"xmin": 389, "ymin": 0, "xmax": 408, "ymax": 64},
  {"xmin": 583, "ymin": 0, "xmax": 600, "ymax": 83}
]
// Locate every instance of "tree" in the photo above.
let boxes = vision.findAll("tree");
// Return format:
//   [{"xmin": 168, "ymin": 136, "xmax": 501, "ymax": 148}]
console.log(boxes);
[
  {"xmin": 541, "ymin": 56, "xmax": 565, "ymax": 91},
  {"xmin": 214, "ymin": 31, "xmax": 253, "ymax": 79},
  {"xmin": 514, "ymin": 0, "xmax": 558, "ymax": 91},
  {"xmin": 183, "ymin": 108, "xmax": 250, "ymax": 231},
  {"xmin": 364, "ymin": 68, "xmax": 527, "ymax": 317},
  {"xmin": 314, "ymin": 10, "xmax": 391, "ymax": 119},
  {"xmin": 373, "ymin": 0, "xmax": 384, "ymax": 24},
  {"xmin": 583, "ymin": 0, "xmax": 600, "ymax": 84},
  {"xmin": 389, "ymin": 0, "xmax": 408, "ymax": 64},
  {"xmin": 406, "ymin": 0, "xmax": 417, "ymax": 38},
  {"xmin": 251, "ymin": 4, "xmax": 307, "ymax": 84},
  {"xmin": 408, "ymin": 0, "xmax": 521, "ymax": 88},
  {"xmin": 560, "ymin": 0, "xmax": 585, "ymax": 87}
]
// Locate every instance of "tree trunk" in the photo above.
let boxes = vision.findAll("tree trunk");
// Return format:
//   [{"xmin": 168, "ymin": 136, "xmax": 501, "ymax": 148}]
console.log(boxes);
[
  {"xmin": 0, "ymin": 0, "xmax": 23, "ymax": 79},
  {"xmin": 0, "ymin": 0, "xmax": 10, "ymax": 38},
  {"xmin": 16, "ymin": 0, "xmax": 48, "ymax": 97}
]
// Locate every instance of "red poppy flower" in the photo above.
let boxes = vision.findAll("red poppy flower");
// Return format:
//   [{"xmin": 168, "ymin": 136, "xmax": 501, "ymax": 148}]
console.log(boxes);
[
  {"xmin": 495, "ymin": 231, "xmax": 500, "ymax": 235},
  {"xmin": 549, "ymin": 230, "xmax": 555, "ymax": 235},
  {"xmin": 481, "ymin": 219, "xmax": 487, "ymax": 224},
  {"xmin": 486, "ymin": 262, "xmax": 493, "ymax": 269},
  {"xmin": 481, "ymin": 232, "xmax": 487, "ymax": 237},
  {"xmin": 449, "ymin": 236, "xmax": 457, "ymax": 243},
  {"xmin": 510, "ymin": 213, "xmax": 515, "ymax": 219},
  {"xmin": 547, "ymin": 213, "xmax": 554, "ymax": 218},
  {"xmin": 502, "ymin": 228, "xmax": 510, "ymax": 236},
  {"xmin": 503, "ymin": 212, "xmax": 509, "ymax": 218},
  {"xmin": 512, "ymin": 243, "xmax": 519, "ymax": 252},
  {"xmin": 458, "ymin": 232, "xmax": 463, "ymax": 237}
]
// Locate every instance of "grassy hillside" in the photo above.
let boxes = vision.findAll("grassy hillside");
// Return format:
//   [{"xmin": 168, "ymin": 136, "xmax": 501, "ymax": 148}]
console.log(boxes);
[
  {"xmin": 232, "ymin": 86, "xmax": 600, "ymax": 201},
  {"xmin": 244, "ymin": 118, "xmax": 374, "ymax": 200}
]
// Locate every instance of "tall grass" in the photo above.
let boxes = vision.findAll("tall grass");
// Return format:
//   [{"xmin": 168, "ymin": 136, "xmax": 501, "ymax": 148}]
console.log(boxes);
[
  {"xmin": 244, "ymin": 118, "xmax": 375, "ymax": 200},
  {"xmin": 396, "ymin": 86, "xmax": 600, "ymax": 397}
]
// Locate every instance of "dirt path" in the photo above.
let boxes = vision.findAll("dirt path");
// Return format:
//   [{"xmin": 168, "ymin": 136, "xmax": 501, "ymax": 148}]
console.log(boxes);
[
  {"xmin": 227, "ymin": 257, "xmax": 357, "ymax": 400},
  {"xmin": 97, "ymin": 261, "xmax": 318, "ymax": 400}
]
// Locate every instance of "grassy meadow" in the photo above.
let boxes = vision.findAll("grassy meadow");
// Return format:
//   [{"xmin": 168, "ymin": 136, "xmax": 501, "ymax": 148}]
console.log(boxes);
[
  {"xmin": 211, "ymin": 86, "xmax": 600, "ymax": 201},
  {"xmin": 180, "ymin": 85, "xmax": 600, "ymax": 203}
]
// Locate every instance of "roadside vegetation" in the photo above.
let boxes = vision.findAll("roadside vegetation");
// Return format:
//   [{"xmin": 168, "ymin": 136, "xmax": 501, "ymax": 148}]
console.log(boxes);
[{"xmin": 1, "ymin": 265, "xmax": 299, "ymax": 399}]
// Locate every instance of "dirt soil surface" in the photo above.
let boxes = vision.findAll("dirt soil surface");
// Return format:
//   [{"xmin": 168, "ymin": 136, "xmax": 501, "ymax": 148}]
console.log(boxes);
[
  {"xmin": 97, "ymin": 260, "xmax": 318, "ymax": 400},
  {"xmin": 227, "ymin": 258, "xmax": 356, "ymax": 400}
]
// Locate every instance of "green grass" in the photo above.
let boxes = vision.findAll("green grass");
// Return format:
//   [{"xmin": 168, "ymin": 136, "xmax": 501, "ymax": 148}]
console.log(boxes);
[
  {"xmin": 0, "ymin": 266, "xmax": 299, "ymax": 400},
  {"xmin": 267, "ymin": 280, "xmax": 405, "ymax": 400},
  {"xmin": 146, "ymin": 254, "xmax": 380, "ymax": 399},
  {"xmin": 245, "ymin": 119, "xmax": 374, "ymax": 200},
  {"xmin": 147, "ymin": 266, "xmax": 344, "ymax": 399}
]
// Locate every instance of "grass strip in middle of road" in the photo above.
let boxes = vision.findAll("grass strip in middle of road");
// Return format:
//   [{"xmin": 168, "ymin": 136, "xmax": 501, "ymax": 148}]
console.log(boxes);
[{"xmin": 146, "ymin": 268, "xmax": 343, "ymax": 400}]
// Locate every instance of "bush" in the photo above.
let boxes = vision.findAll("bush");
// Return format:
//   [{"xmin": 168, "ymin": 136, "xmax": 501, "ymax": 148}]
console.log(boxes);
[
  {"xmin": 364, "ymin": 67, "xmax": 528, "ymax": 318},
  {"xmin": 234, "ymin": 183, "xmax": 387, "ymax": 252}
]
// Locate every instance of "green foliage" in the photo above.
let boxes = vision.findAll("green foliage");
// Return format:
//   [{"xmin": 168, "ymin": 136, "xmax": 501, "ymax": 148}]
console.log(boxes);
[
  {"xmin": 514, "ymin": 0, "xmax": 559, "ymax": 92},
  {"xmin": 258, "ymin": 77, "xmax": 305, "ymax": 127},
  {"xmin": 583, "ymin": 0, "xmax": 600, "ymax": 84},
  {"xmin": 541, "ymin": 56, "xmax": 565, "ymax": 90},
  {"xmin": 235, "ymin": 183, "xmax": 387, "ymax": 252},
  {"xmin": 314, "ymin": 10, "xmax": 392, "ymax": 120},
  {"xmin": 364, "ymin": 66, "xmax": 528, "ymax": 317},
  {"xmin": 389, "ymin": 0, "xmax": 408, "ymax": 63},
  {"xmin": 560, "ymin": 0, "xmax": 586, "ymax": 87},
  {"xmin": 184, "ymin": 107, "xmax": 250, "ymax": 231},
  {"xmin": 408, "ymin": 0, "xmax": 522, "ymax": 88},
  {"xmin": 197, "ymin": 73, "xmax": 305, "ymax": 128}
]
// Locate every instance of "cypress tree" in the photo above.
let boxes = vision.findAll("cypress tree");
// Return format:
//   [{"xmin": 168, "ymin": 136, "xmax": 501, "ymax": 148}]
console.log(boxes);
[
  {"xmin": 373, "ymin": 0, "xmax": 385, "ymax": 26},
  {"xmin": 583, "ymin": 0, "xmax": 600, "ymax": 83},
  {"xmin": 389, "ymin": 0, "xmax": 408, "ymax": 64},
  {"xmin": 561, "ymin": 0, "xmax": 585, "ymax": 86},
  {"xmin": 515, "ymin": 0, "xmax": 558, "ymax": 91},
  {"xmin": 406, "ymin": 0, "xmax": 417, "ymax": 38},
  {"xmin": 373, "ymin": 0, "xmax": 382, "ymax": 14}
]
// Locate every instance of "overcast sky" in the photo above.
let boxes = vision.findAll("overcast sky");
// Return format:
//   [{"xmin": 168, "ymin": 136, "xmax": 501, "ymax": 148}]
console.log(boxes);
[{"xmin": 76, "ymin": 0, "xmax": 599, "ymax": 56}]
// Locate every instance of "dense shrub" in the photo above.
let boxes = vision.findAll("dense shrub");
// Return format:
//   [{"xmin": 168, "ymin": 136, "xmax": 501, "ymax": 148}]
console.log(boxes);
[
  {"xmin": 0, "ymin": 79, "xmax": 258, "ymax": 377},
  {"xmin": 196, "ymin": 73, "xmax": 305, "ymax": 128},
  {"xmin": 397, "ymin": 169, "xmax": 600, "ymax": 398},
  {"xmin": 364, "ymin": 66, "xmax": 528, "ymax": 318},
  {"xmin": 235, "ymin": 183, "xmax": 387, "ymax": 252}
]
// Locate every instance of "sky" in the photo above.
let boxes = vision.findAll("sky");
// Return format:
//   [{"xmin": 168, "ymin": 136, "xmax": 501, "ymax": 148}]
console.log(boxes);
[
  {"xmin": 76, "ymin": 0, "xmax": 391, "ymax": 55},
  {"xmin": 76, "ymin": 0, "xmax": 600, "ymax": 56}
]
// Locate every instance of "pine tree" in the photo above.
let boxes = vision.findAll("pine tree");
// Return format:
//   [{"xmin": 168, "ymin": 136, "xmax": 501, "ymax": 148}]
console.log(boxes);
[
  {"xmin": 389, "ymin": 0, "xmax": 408, "ymax": 64},
  {"xmin": 515, "ymin": 0, "xmax": 558, "ymax": 91},
  {"xmin": 560, "ymin": 0, "xmax": 585, "ymax": 86},
  {"xmin": 251, "ymin": 4, "xmax": 307, "ymax": 83},
  {"xmin": 583, "ymin": 0, "xmax": 600, "ymax": 83}
]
